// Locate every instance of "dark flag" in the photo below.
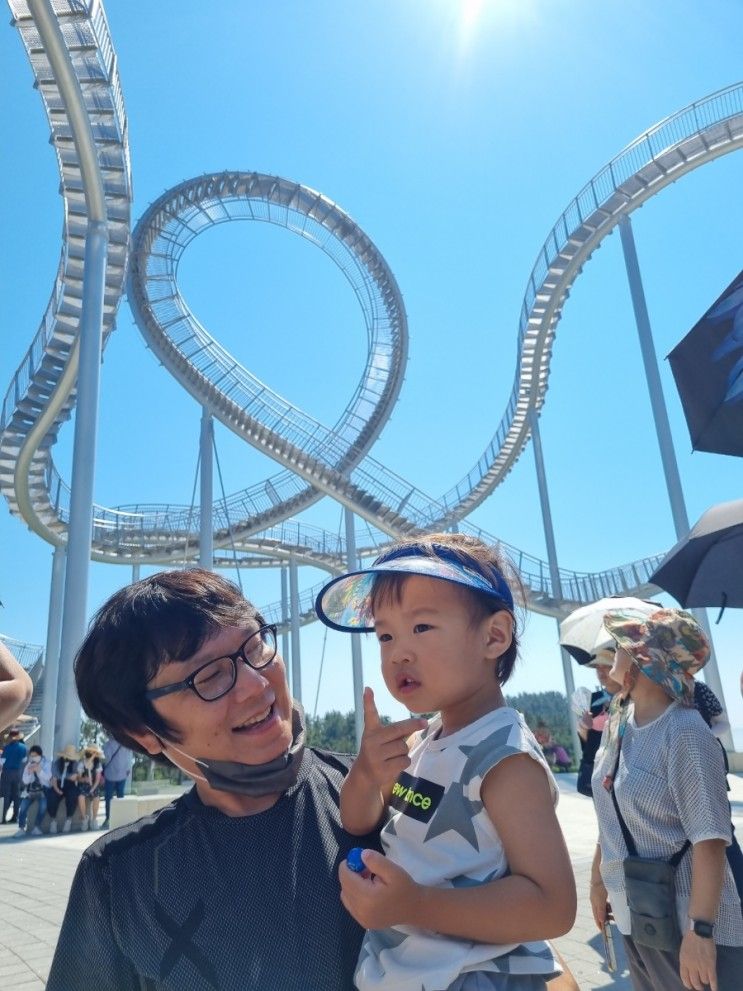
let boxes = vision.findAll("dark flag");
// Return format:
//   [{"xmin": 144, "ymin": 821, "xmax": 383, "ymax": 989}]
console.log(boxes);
[{"xmin": 668, "ymin": 268, "xmax": 743, "ymax": 456}]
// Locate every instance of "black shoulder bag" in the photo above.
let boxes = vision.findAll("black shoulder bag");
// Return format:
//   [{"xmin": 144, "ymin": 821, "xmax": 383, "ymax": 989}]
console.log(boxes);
[{"xmin": 609, "ymin": 743, "xmax": 690, "ymax": 951}]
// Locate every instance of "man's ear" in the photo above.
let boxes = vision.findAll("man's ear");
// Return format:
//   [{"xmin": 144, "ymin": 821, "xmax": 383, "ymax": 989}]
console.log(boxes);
[
  {"xmin": 483, "ymin": 610, "xmax": 514, "ymax": 659},
  {"xmin": 127, "ymin": 727, "xmax": 164, "ymax": 758}
]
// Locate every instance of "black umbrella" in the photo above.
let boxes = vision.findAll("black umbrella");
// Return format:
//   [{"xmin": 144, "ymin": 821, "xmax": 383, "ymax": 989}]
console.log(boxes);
[
  {"xmin": 668, "ymin": 268, "xmax": 743, "ymax": 457},
  {"xmin": 649, "ymin": 499, "xmax": 743, "ymax": 615}
]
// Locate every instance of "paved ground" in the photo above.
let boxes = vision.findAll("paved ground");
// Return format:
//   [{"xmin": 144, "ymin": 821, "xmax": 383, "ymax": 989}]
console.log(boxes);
[{"xmin": 1, "ymin": 774, "xmax": 741, "ymax": 989}]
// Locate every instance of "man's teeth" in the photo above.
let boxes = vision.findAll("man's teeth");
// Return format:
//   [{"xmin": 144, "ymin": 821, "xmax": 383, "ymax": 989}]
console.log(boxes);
[{"xmin": 236, "ymin": 706, "xmax": 271, "ymax": 729}]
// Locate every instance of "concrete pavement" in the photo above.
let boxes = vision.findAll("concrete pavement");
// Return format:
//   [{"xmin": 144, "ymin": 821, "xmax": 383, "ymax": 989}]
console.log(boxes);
[{"xmin": 0, "ymin": 773, "xmax": 741, "ymax": 989}]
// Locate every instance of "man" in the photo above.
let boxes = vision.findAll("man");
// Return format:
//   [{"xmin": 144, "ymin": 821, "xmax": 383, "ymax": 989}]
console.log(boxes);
[
  {"xmin": 1, "ymin": 727, "xmax": 28, "ymax": 823},
  {"xmin": 46, "ymin": 569, "xmax": 381, "ymax": 991},
  {"xmin": 101, "ymin": 734, "xmax": 133, "ymax": 828}
]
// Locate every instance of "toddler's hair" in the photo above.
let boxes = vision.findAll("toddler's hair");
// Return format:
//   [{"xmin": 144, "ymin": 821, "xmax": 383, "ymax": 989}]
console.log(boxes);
[{"xmin": 369, "ymin": 532, "xmax": 524, "ymax": 685}]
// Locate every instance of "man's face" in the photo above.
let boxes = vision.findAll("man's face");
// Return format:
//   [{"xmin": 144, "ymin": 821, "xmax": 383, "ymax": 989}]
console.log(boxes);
[{"xmin": 146, "ymin": 625, "xmax": 294, "ymax": 766}]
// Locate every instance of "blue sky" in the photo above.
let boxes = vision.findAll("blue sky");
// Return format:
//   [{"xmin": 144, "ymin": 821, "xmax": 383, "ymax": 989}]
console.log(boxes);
[{"xmin": 1, "ymin": 0, "xmax": 743, "ymax": 740}]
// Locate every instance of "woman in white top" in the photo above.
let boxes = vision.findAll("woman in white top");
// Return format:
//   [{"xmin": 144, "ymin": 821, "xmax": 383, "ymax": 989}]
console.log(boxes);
[
  {"xmin": 590, "ymin": 607, "xmax": 743, "ymax": 991},
  {"xmin": 14, "ymin": 744, "xmax": 52, "ymax": 836}
]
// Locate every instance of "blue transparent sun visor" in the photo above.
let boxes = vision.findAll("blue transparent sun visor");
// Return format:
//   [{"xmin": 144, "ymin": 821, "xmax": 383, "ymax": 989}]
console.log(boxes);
[{"xmin": 315, "ymin": 550, "xmax": 514, "ymax": 633}]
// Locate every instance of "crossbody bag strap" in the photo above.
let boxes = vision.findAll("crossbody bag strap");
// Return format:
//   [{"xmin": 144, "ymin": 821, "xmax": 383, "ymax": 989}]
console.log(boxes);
[
  {"xmin": 609, "ymin": 743, "xmax": 638, "ymax": 857},
  {"xmin": 104, "ymin": 744, "xmax": 121, "ymax": 769},
  {"xmin": 609, "ymin": 735, "xmax": 691, "ymax": 866}
]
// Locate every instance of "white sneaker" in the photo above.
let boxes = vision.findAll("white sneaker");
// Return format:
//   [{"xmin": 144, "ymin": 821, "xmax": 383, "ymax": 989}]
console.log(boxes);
[
  {"xmin": 62, "ymin": 819, "xmax": 72, "ymax": 833},
  {"xmin": 31, "ymin": 826, "xmax": 42, "ymax": 836},
  {"xmin": 13, "ymin": 827, "xmax": 26, "ymax": 838},
  {"xmin": 80, "ymin": 818, "xmax": 88, "ymax": 832},
  {"xmin": 49, "ymin": 820, "xmax": 58, "ymax": 834}
]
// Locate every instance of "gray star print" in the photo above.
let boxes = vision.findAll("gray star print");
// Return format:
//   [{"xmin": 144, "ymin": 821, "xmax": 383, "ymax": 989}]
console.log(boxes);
[
  {"xmin": 423, "ymin": 780, "xmax": 482, "ymax": 849},
  {"xmin": 459, "ymin": 724, "xmax": 522, "ymax": 786}
]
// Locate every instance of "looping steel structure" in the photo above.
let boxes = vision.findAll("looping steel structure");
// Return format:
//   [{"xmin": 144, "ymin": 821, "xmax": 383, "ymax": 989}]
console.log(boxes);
[{"xmin": 3, "ymin": 0, "xmax": 743, "ymax": 619}]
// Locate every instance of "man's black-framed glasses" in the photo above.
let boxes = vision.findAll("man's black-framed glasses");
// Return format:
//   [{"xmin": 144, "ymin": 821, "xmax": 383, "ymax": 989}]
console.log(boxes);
[{"xmin": 144, "ymin": 625, "xmax": 278, "ymax": 703}]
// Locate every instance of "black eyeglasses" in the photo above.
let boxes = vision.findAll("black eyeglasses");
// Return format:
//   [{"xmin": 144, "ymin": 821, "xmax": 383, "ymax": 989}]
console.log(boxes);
[{"xmin": 144, "ymin": 625, "xmax": 278, "ymax": 703}]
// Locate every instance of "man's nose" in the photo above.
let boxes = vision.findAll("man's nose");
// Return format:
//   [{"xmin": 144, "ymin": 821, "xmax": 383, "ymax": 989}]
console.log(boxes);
[{"xmin": 233, "ymin": 657, "xmax": 270, "ymax": 698}]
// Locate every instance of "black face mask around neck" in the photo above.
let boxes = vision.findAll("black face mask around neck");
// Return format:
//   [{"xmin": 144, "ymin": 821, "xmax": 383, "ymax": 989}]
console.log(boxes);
[{"xmin": 155, "ymin": 701, "xmax": 306, "ymax": 797}]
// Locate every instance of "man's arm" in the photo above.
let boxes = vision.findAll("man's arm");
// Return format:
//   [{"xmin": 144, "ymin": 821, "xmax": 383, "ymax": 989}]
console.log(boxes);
[
  {"xmin": 0, "ymin": 641, "xmax": 32, "ymax": 732},
  {"xmin": 47, "ymin": 854, "xmax": 140, "ymax": 991}
]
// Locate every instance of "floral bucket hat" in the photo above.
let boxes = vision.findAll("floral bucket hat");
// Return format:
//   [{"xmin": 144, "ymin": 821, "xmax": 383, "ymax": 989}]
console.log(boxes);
[
  {"xmin": 602, "ymin": 607, "xmax": 709, "ymax": 705},
  {"xmin": 599, "ymin": 608, "xmax": 709, "ymax": 789}
]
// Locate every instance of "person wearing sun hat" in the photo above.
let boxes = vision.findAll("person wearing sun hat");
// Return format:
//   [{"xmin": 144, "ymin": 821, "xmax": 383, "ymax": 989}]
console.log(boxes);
[
  {"xmin": 77, "ymin": 744, "xmax": 104, "ymax": 831},
  {"xmin": 589, "ymin": 607, "xmax": 743, "ymax": 991},
  {"xmin": 47, "ymin": 743, "xmax": 81, "ymax": 834}
]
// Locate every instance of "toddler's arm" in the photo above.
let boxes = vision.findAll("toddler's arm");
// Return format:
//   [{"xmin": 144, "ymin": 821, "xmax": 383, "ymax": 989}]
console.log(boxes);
[
  {"xmin": 341, "ymin": 687, "xmax": 426, "ymax": 835},
  {"xmin": 340, "ymin": 753, "xmax": 576, "ymax": 942}
]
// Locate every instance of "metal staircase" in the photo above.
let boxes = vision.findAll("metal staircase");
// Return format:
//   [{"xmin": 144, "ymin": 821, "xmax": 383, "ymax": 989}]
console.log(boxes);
[
  {"xmin": 0, "ymin": 0, "xmax": 131, "ymax": 547},
  {"xmin": 2, "ymin": 1, "xmax": 742, "ymax": 619}
]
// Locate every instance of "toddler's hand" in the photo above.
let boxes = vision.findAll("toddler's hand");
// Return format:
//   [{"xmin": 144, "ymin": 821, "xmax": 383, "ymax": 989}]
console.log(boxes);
[
  {"xmin": 356, "ymin": 687, "xmax": 426, "ymax": 793},
  {"xmin": 339, "ymin": 849, "xmax": 420, "ymax": 930}
]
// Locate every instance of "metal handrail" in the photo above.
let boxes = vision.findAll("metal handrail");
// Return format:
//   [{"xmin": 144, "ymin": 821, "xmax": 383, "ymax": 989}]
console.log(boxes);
[{"xmin": 3, "ymin": 5, "xmax": 741, "ymax": 616}]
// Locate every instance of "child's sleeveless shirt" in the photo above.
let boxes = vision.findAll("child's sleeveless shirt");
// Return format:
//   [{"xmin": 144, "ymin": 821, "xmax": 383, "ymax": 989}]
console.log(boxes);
[{"xmin": 354, "ymin": 706, "xmax": 559, "ymax": 991}]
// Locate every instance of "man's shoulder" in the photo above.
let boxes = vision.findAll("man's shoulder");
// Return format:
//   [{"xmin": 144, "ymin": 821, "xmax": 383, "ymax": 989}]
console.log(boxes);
[
  {"xmin": 307, "ymin": 747, "xmax": 354, "ymax": 777},
  {"xmin": 81, "ymin": 792, "xmax": 189, "ymax": 865}
]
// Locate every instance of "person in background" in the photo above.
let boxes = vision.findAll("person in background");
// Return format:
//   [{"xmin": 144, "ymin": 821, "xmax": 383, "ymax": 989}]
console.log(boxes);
[
  {"xmin": 534, "ymin": 721, "xmax": 572, "ymax": 772},
  {"xmin": 590, "ymin": 608, "xmax": 743, "ymax": 991},
  {"xmin": 101, "ymin": 735, "xmax": 133, "ymax": 829},
  {"xmin": 1, "ymin": 727, "xmax": 28, "ymax": 823},
  {"xmin": 693, "ymin": 679, "xmax": 743, "ymax": 913},
  {"xmin": 576, "ymin": 649, "xmax": 622, "ymax": 798},
  {"xmin": 0, "ymin": 640, "xmax": 33, "ymax": 733},
  {"xmin": 15, "ymin": 743, "xmax": 52, "ymax": 836},
  {"xmin": 77, "ymin": 745, "xmax": 104, "ymax": 831},
  {"xmin": 47, "ymin": 744, "xmax": 81, "ymax": 834}
]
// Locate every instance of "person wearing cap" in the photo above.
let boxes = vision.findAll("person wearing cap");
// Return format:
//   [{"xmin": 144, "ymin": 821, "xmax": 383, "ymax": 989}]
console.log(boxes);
[
  {"xmin": 316, "ymin": 533, "xmax": 577, "ymax": 991},
  {"xmin": 1, "ymin": 726, "xmax": 28, "ymax": 823},
  {"xmin": 590, "ymin": 608, "xmax": 743, "ymax": 991},
  {"xmin": 47, "ymin": 744, "xmax": 82, "ymax": 834},
  {"xmin": 46, "ymin": 568, "xmax": 380, "ymax": 991},
  {"xmin": 575, "ymin": 648, "xmax": 622, "ymax": 798},
  {"xmin": 15, "ymin": 743, "xmax": 52, "ymax": 837}
]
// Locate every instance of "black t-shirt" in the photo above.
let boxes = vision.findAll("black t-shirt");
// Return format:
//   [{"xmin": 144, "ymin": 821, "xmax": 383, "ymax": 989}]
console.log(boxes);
[{"xmin": 46, "ymin": 749, "xmax": 380, "ymax": 991}]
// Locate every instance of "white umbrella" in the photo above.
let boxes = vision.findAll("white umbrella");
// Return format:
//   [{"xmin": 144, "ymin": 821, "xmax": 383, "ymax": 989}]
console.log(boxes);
[{"xmin": 559, "ymin": 596, "xmax": 662, "ymax": 665}]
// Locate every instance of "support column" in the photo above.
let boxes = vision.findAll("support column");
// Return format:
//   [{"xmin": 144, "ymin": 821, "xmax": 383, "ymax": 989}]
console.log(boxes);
[
  {"xmin": 199, "ymin": 407, "xmax": 214, "ymax": 570},
  {"xmin": 619, "ymin": 215, "xmax": 733, "ymax": 751},
  {"xmin": 529, "ymin": 408, "xmax": 581, "ymax": 764},
  {"xmin": 280, "ymin": 566, "xmax": 290, "ymax": 690},
  {"xmin": 41, "ymin": 545, "xmax": 65, "ymax": 757},
  {"xmin": 132, "ymin": 564, "xmax": 140, "ymax": 584},
  {"xmin": 289, "ymin": 555, "xmax": 301, "ymax": 703},
  {"xmin": 345, "ymin": 508, "xmax": 364, "ymax": 749},
  {"xmin": 54, "ymin": 221, "xmax": 108, "ymax": 754}
]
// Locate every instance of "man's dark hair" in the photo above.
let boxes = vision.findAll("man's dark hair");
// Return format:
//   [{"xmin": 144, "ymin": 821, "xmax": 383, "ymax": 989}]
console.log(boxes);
[
  {"xmin": 29, "ymin": 744, "xmax": 42, "ymax": 756},
  {"xmin": 75, "ymin": 569, "xmax": 263, "ymax": 758}
]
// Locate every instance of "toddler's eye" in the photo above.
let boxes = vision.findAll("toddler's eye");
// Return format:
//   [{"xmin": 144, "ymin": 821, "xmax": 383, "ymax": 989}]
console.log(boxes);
[
  {"xmin": 413, "ymin": 624, "xmax": 432, "ymax": 634},
  {"xmin": 377, "ymin": 633, "xmax": 392, "ymax": 643}
]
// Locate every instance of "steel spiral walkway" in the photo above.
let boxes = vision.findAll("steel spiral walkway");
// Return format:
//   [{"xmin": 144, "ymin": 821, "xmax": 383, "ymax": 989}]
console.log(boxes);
[{"xmin": 3, "ymin": 0, "xmax": 743, "ymax": 619}]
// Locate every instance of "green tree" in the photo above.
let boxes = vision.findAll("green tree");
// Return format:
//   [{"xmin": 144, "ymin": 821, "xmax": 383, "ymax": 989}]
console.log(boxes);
[
  {"xmin": 79, "ymin": 717, "xmax": 105, "ymax": 750},
  {"xmin": 505, "ymin": 690, "xmax": 574, "ymax": 762}
]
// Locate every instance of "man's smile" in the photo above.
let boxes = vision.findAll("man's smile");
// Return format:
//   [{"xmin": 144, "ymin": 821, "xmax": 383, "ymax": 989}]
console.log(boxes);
[{"xmin": 232, "ymin": 702, "xmax": 275, "ymax": 733}]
